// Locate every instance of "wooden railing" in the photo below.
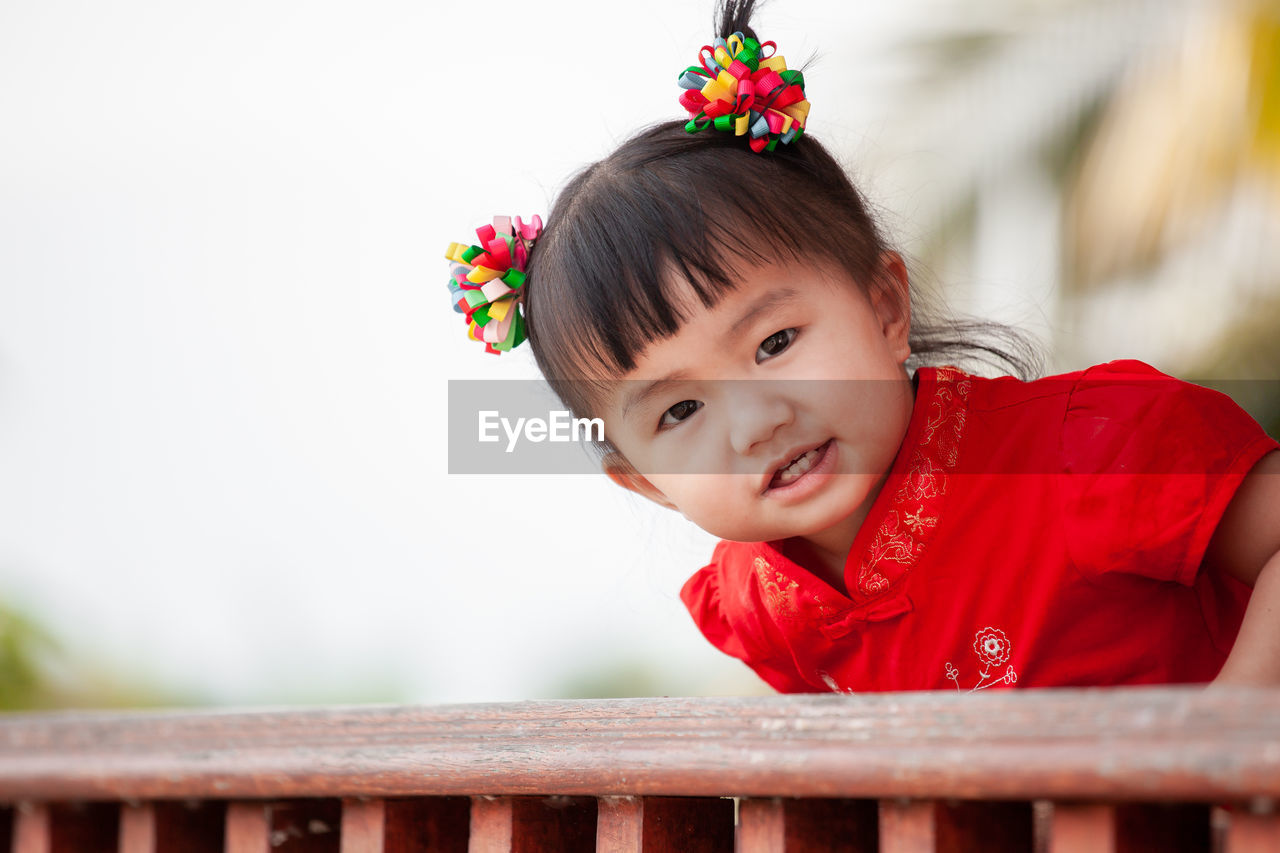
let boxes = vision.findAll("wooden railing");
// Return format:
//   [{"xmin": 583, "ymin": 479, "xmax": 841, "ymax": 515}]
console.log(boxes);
[{"xmin": 0, "ymin": 687, "xmax": 1277, "ymax": 851}]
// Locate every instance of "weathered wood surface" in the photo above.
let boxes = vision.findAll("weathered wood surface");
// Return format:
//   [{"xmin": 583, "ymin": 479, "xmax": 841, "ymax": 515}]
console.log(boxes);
[{"xmin": 0, "ymin": 688, "xmax": 1276, "ymax": 802}]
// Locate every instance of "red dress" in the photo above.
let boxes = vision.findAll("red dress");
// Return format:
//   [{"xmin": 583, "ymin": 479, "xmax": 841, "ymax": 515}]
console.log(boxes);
[{"xmin": 680, "ymin": 360, "xmax": 1278, "ymax": 693}]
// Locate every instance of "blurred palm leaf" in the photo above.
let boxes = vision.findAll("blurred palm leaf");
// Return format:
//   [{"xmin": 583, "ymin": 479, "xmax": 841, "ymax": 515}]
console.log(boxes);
[
  {"xmin": 1065, "ymin": 0, "xmax": 1280, "ymax": 291},
  {"xmin": 853, "ymin": 0, "xmax": 1280, "ymax": 386}
]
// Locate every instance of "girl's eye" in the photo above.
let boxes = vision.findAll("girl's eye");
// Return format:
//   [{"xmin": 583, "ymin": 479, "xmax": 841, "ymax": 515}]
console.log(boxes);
[
  {"xmin": 756, "ymin": 328, "xmax": 798, "ymax": 363},
  {"xmin": 659, "ymin": 399, "xmax": 703, "ymax": 428}
]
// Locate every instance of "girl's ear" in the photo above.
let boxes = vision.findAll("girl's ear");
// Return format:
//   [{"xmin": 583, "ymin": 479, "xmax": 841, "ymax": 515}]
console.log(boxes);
[
  {"xmin": 873, "ymin": 251, "xmax": 912, "ymax": 365},
  {"xmin": 603, "ymin": 452, "xmax": 678, "ymax": 511}
]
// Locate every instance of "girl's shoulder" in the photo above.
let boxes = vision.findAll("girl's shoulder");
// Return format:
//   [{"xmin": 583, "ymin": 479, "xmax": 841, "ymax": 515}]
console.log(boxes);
[
  {"xmin": 946, "ymin": 358, "xmax": 1176, "ymax": 414},
  {"xmin": 1051, "ymin": 358, "xmax": 1272, "ymax": 474},
  {"xmin": 945, "ymin": 358, "xmax": 1260, "ymax": 448},
  {"xmin": 1045, "ymin": 359, "xmax": 1277, "ymax": 585},
  {"xmin": 927, "ymin": 357, "xmax": 1275, "ymax": 503}
]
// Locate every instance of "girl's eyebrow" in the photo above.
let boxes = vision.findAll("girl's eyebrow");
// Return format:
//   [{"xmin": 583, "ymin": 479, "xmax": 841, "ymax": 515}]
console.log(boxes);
[
  {"xmin": 620, "ymin": 287, "xmax": 803, "ymax": 420},
  {"xmin": 622, "ymin": 371, "xmax": 691, "ymax": 420},
  {"xmin": 728, "ymin": 287, "xmax": 801, "ymax": 336}
]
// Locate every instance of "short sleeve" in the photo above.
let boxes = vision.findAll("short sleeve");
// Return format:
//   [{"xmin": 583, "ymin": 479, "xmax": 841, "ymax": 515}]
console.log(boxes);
[
  {"xmin": 680, "ymin": 565, "xmax": 752, "ymax": 661},
  {"xmin": 681, "ymin": 554, "xmax": 814, "ymax": 693},
  {"xmin": 1059, "ymin": 359, "xmax": 1278, "ymax": 585}
]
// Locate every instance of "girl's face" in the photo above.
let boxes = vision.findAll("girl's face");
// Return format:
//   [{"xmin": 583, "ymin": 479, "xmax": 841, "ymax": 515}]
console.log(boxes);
[{"xmin": 601, "ymin": 254, "xmax": 915, "ymax": 548}]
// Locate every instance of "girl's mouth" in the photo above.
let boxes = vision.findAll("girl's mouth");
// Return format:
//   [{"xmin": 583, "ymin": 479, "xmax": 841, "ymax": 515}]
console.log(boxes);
[{"xmin": 766, "ymin": 439, "xmax": 834, "ymax": 492}]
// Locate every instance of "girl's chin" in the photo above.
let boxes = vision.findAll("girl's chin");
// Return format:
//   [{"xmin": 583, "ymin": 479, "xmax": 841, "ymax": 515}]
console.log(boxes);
[
  {"xmin": 706, "ymin": 503, "xmax": 873, "ymax": 548},
  {"xmin": 774, "ymin": 477, "xmax": 886, "ymax": 543}
]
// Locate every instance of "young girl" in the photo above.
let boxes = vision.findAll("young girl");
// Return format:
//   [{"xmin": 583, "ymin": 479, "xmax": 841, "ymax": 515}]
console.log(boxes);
[{"xmin": 446, "ymin": 0, "xmax": 1280, "ymax": 693}]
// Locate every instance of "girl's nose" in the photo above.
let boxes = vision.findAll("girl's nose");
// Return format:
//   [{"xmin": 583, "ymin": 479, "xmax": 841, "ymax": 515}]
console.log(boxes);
[{"xmin": 727, "ymin": 382, "xmax": 795, "ymax": 456}]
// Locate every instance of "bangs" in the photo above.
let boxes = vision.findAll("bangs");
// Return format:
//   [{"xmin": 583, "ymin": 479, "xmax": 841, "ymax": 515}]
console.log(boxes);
[{"xmin": 523, "ymin": 121, "xmax": 888, "ymax": 414}]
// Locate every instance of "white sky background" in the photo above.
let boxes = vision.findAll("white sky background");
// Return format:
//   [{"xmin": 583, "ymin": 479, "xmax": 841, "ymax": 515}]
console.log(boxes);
[
  {"xmin": 6, "ymin": 0, "xmax": 1217, "ymax": 706},
  {"xmin": 0, "ymin": 0, "xmax": 934, "ymax": 704}
]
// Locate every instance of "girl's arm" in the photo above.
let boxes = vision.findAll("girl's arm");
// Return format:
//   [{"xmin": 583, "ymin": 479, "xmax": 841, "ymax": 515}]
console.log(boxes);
[{"xmin": 1205, "ymin": 450, "xmax": 1280, "ymax": 685}]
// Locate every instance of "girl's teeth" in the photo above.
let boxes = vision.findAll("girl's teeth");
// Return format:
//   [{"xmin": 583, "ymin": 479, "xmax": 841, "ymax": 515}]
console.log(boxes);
[{"xmin": 775, "ymin": 447, "xmax": 819, "ymax": 485}]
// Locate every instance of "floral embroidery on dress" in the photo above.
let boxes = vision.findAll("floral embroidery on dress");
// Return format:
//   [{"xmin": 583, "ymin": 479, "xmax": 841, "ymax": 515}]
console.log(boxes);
[
  {"xmin": 901, "ymin": 507, "xmax": 937, "ymax": 535},
  {"xmin": 922, "ymin": 370, "xmax": 971, "ymax": 468},
  {"xmin": 856, "ymin": 567, "xmax": 891, "ymax": 595},
  {"xmin": 753, "ymin": 555, "xmax": 838, "ymax": 623},
  {"xmin": 754, "ymin": 556, "xmax": 798, "ymax": 614},
  {"xmin": 854, "ymin": 367, "xmax": 970, "ymax": 597},
  {"xmin": 900, "ymin": 456, "xmax": 945, "ymax": 503},
  {"xmin": 945, "ymin": 626, "xmax": 1019, "ymax": 692},
  {"xmin": 860, "ymin": 514, "xmax": 915, "ymax": 580}
]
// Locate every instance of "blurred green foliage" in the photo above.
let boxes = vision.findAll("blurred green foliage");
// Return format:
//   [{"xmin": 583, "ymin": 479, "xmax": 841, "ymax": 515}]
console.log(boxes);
[
  {"xmin": 0, "ymin": 603, "xmax": 56, "ymax": 710},
  {"xmin": 0, "ymin": 600, "xmax": 197, "ymax": 711}
]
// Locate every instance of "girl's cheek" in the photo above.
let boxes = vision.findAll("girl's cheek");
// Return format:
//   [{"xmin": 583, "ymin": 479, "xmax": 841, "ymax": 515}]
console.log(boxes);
[
  {"xmin": 651, "ymin": 442, "xmax": 690, "ymax": 476},
  {"xmin": 653, "ymin": 431, "xmax": 706, "ymax": 475}
]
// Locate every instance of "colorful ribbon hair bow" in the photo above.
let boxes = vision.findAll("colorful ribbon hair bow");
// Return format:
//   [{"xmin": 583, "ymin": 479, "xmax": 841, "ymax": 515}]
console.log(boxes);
[
  {"xmin": 676, "ymin": 31, "xmax": 811, "ymax": 153},
  {"xmin": 445, "ymin": 215, "xmax": 543, "ymax": 354}
]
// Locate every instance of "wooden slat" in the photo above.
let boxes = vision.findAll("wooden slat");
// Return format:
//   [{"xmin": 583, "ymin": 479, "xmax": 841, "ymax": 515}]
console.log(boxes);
[
  {"xmin": 597, "ymin": 797, "xmax": 733, "ymax": 852},
  {"xmin": 1033, "ymin": 801, "xmax": 1052, "ymax": 853},
  {"xmin": 880, "ymin": 800, "xmax": 936, "ymax": 853},
  {"xmin": 383, "ymin": 797, "xmax": 468, "ymax": 853},
  {"xmin": 1225, "ymin": 809, "xmax": 1280, "ymax": 852},
  {"xmin": 225, "ymin": 803, "xmax": 269, "ymax": 853},
  {"xmin": 1051, "ymin": 803, "xmax": 1210, "ymax": 853},
  {"xmin": 469, "ymin": 797, "xmax": 512, "ymax": 853},
  {"xmin": 0, "ymin": 689, "xmax": 1277, "ymax": 801},
  {"xmin": 14, "ymin": 806, "xmax": 157, "ymax": 853},
  {"xmin": 596, "ymin": 797, "xmax": 643, "ymax": 852},
  {"xmin": 1051, "ymin": 804, "xmax": 1115, "ymax": 853},
  {"xmin": 340, "ymin": 799, "xmax": 383, "ymax": 853},
  {"xmin": 737, "ymin": 799, "xmax": 784, "ymax": 852},
  {"xmin": 13, "ymin": 804, "xmax": 50, "ymax": 853},
  {"xmin": 119, "ymin": 803, "xmax": 155, "ymax": 853},
  {"xmin": 880, "ymin": 801, "xmax": 1029, "ymax": 853},
  {"xmin": 468, "ymin": 796, "xmax": 595, "ymax": 853}
]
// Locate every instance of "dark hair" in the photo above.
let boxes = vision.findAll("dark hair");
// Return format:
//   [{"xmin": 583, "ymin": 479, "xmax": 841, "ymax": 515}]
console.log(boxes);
[{"xmin": 522, "ymin": 0, "xmax": 1041, "ymax": 418}]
